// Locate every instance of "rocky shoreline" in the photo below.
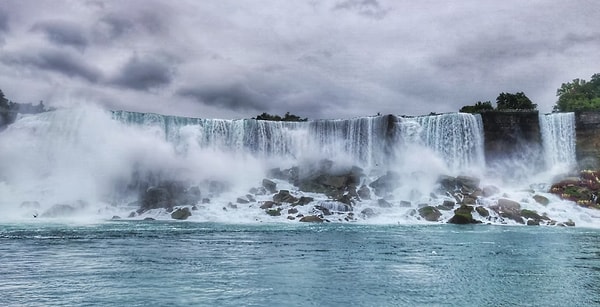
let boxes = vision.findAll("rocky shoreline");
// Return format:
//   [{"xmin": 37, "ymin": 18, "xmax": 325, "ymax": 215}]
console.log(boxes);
[{"xmin": 95, "ymin": 159, "xmax": 593, "ymax": 227}]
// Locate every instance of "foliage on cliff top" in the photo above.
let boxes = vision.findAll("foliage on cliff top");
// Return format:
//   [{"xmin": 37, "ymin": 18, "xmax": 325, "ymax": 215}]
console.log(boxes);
[
  {"xmin": 553, "ymin": 73, "xmax": 600, "ymax": 112},
  {"xmin": 253, "ymin": 112, "xmax": 307, "ymax": 122},
  {"xmin": 460, "ymin": 92, "xmax": 536, "ymax": 113}
]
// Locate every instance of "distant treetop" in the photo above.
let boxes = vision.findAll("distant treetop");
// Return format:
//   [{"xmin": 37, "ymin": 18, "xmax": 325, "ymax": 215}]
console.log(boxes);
[
  {"xmin": 459, "ymin": 92, "xmax": 537, "ymax": 113},
  {"xmin": 254, "ymin": 112, "xmax": 308, "ymax": 122}
]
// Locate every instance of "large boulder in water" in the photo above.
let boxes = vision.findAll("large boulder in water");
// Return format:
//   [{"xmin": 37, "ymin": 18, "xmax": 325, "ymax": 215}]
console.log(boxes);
[
  {"xmin": 262, "ymin": 179, "xmax": 277, "ymax": 194},
  {"xmin": 299, "ymin": 215, "xmax": 324, "ymax": 223},
  {"xmin": 139, "ymin": 181, "xmax": 202, "ymax": 212},
  {"xmin": 490, "ymin": 199, "xmax": 524, "ymax": 224},
  {"xmin": 171, "ymin": 207, "xmax": 192, "ymax": 220},
  {"xmin": 418, "ymin": 206, "xmax": 442, "ymax": 222},
  {"xmin": 273, "ymin": 190, "xmax": 298, "ymax": 203},
  {"xmin": 448, "ymin": 205, "xmax": 480, "ymax": 224}
]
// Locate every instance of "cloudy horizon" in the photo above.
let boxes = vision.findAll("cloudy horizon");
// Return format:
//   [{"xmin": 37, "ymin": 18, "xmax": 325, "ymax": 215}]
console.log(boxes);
[{"xmin": 0, "ymin": 0, "xmax": 598, "ymax": 119}]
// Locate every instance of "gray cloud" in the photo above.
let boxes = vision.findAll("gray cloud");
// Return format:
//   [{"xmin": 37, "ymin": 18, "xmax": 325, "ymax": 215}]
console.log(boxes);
[
  {"xmin": 110, "ymin": 55, "xmax": 175, "ymax": 90},
  {"xmin": 1, "ymin": 49, "xmax": 101, "ymax": 82},
  {"xmin": 0, "ymin": 1, "xmax": 598, "ymax": 119},
  {"xmin": 31, "ymin": 20, "xmax": 89, "ymax": 51},
  {"xmin": 178, "ymin": 83, "xmax": 270, "ymax": 111},
  {"xmin": 333, "ymin": 0, "xmax": 389, "ymax": 19}
]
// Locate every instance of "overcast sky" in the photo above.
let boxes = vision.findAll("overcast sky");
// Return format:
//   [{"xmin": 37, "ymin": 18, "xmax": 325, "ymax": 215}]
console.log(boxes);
[{"xmin": 0, "ymin": 0, "xmax": 598, "ymax": 119}]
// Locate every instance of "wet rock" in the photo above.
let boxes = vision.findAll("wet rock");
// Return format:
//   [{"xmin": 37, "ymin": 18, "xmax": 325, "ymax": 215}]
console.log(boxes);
[
  {"xmin": 337, "ymin": 194, "xmax": 354, "ymax": 206},
  {"xmin": 266, "ymin": 208, "xmax": 282, "ymax": 216},
  {"xmin": 360, "ymin": 208, "xmax": 377, "ymax": 218},
  {"xmin": 273, "ymin": 190, "xmax": 299, "ymax": 203},
  {"xmin": 399, "ymin": 201, "xmax": 412, "ymax": 207},
  {"xmin": 191, "ymin": 205, "xmax": 198, "ymax": 211},
  {"xmin": 201, "ymin": 198, "xmax": 210, "ymax": 204},
  {"xmin": 288, "ymin": 208, "xmax": 298, "ymax": 214},
  {"xmin": 533, "ymin": 195, "xmax": 550, "ymax": 206},
  {"xmin": 227, "ymin": 203, "xmax": 238, "ymax": 209},
  {"xmin": 143, "ymin": 217, "xmax": 156, "ymax": 221},
  {"xmin": 456, "ymin": 175, "xmax": 480, "ymax": 192},
  {"xmin": 490, "ymin": 199, "xmax": 524, "ymax": 223},
  {"xmin": 418, "ymin": 206, "xmax": 442, "ymax": 222},
  {"xmin": 111, "ymin": 215, "xmax": 121, "ymax": 220},
  {"xmin": 377, "ymin": 198, "xmax": 393, "ymax": 208},
  {"xmin": 287, "ymin": 216, "xmax": 295, "ymax": 220},
  {"xmin": 299, "ymin": 215, "xmax": 324, "ymax": 223},
  {"xmin": 128, "ymin": 211, "xmax": 136, "ymax": 218},
  {"xmin": 475, "ymin": 206, "xmax": 489, "ymax": 217},
  {"xmin": 437, "ymin": 175, "xmax": 457, "ymax": 192},
  {"xmin": 236, "ymin": 197, "xmax": 250, "ymax": 204},
  {"xmin": 358, "ymin": 185, "xmax": 371, "ymax": 200},
  {"xmin": 295, "ymin": 196, "xmax": 314, "ymax": 206},
  {"xmin": 260, "ymin": 201, "xmax": 277, "ymax": 209},
  {"xmin": 448, "ymin": 205, "xmax": 480, "ymax": 224},
  {"xmin": 482, "ymin": 185, "xmax": 500, "ymax": 197},
  {"xmin": 461, "ymin": 196, "xmax": 477, "ymax": 205},
  {"xmin": 171, "ymin": 207, "xmax": 191, "ymax": 220},
  {"xmin": 526, "ymin": 219, "xmax": 540, "ymax": 226},
  {"xmin": 315, "ymin": 205, "xmax": 332, "ymax": 216},
  {"xmin": 246, "ymin": 194, "xmax": 256, "ymax": 202},
  {"xmin": 262, "ymin": 178, "xmax": 277, "ymax": 194},
  {"xmin": 437, "ymin": 200, "xmax": 455, "ymax": 211}
]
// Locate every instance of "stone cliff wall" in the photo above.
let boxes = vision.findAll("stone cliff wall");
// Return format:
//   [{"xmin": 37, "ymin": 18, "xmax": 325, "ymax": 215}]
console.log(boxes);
[
  {"xmin": 575, "ymin": 112, "xmax": 600, "ymax": 169},
  {"xmin": 480, "ymin": 111, "xmax": 543, "ymax": 168}
]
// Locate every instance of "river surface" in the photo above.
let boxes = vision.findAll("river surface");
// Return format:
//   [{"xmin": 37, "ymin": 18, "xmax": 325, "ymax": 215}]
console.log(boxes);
[{"xmin": 1, "ymin": 221, "xmax": 599, "ymax": 306}]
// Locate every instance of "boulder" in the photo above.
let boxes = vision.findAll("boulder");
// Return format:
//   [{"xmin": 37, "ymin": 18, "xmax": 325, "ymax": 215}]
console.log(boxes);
[
  {"xmin": 260, "ymin": 201, "xmax": 278, "ymax": 209},
  {"xmin": 262, "ymin": 178, "xmax": 277, "ymax": 194},
  {"xmin": 295, "ymin": 196, "xmax": 314, "ymax": 206},
  {"xmin": 171, "ymin": 207, "xmax": 191, "ymax": 220},
  {"xmin": 360, "ymin": 208, "xmax": 377, "ymax": 218},
  {"xmin": 288, "ymin": 208, "xmax": 299, "ymax": 214},
  {"xmin": 299, "ymin": 215, "xmax": 324, "ymax": 223},
  {"xmin": 448, "ymin": 205, "xmax": 480, "ymax": 224},
  {"xmin": 315, "ymin": 205, "xmax": 332, "ymax": 216},
  {"xmin": 437, "ymin": 200, "xmax": 455, "ymax": 211},
  {"xmin": 418, "ymin": 206, "xmax": 442, "ymax": 221},
  {"xmin": 273, "ymin": 190, "xmax": 299, "ymax": 203},
  {"xmin": 532, "ymin": 195, "xmax": 550, "ymax": 206},
  {"xmin": 266, "ymin": 208, "xmax": 282, "ymax": 216},
  {"xmin": 358, "ymin": 185, "xmax": 371, "ymax": 200},
  {"xmin": 377, "ymin": 198, "xmax": 393, "ymax": 208},
  {"xmin": 236, "ymin": 197, "xmax": 250, "ymax": 204},
  {"xmin": 490, "ymin": 199, "xmax": 524, "ymax": 224},
  {"xmin": 475, "ymin": 206, "xmax": 489, "ymax": 217},
  {"xmin": 456, "ymin": 175, "xmax": 480, "ymax": 191},
  {"xmin": 437, "ymin": 175, "xmax": 457, "ymax": 192}
]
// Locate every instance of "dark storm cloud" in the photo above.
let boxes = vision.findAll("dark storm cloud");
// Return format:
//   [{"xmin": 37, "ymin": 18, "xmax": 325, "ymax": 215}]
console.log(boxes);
[
  {"xmin": 31, "ymin": 20, "xmax": 89, "ymax": 51},
  {"xmin": 0, "ymin": 9, "xmax": 8, "ymax": 33},
  {"xmin": 94, "ymin": 15, "xmax": 135, "ymax": 41},
  {"xmin": 1, "ymin": 49, "xmax": 101, "ymax": 82},
  {"xmin": 110, "ymin": 55, "xmax": 175, "ymax": 91},
  {"xmin": 333, "ymin": 0, "xmax": 389, "ymax": 19},
  {"xmin": 178, "ymin": 83, "xmax": 270, "ymax": 111}
]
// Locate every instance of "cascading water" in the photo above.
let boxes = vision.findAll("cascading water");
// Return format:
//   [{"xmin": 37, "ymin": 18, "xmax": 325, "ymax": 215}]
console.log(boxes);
[
  {"xmin": 1, "ymin": 105, "xmax": 598, "ymax": 227},
  {"xmin": 397, "ymin": 113, "xmax": 485, "ymax": 173},
  {"xmin": 540, "ymin": 112, "xmax": 576, "ymax": 170}
]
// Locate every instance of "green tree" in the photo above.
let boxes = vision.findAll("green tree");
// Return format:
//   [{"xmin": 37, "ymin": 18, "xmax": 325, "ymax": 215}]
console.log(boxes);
[
  {"xmin": 496, "ymin": 92, "xmax": 537, "ymax": 110},
  {"xmin": 553, "ymin": 73, "xmax": 600, "ymax": 112},
  {"xmin": 459, "ymin": 101, "xmax": 494, "ymax": 113}
]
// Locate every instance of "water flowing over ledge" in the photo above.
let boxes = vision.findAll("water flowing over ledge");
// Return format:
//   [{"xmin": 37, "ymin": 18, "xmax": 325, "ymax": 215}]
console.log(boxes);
[{"xmin": 1, "ymin": 106, "xmax": 594, "ymax": 227}]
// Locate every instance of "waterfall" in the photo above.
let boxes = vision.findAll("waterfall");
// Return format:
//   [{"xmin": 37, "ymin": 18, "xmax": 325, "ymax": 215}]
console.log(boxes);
[
  {"xmin": 112, "ymin": 111, "xmax": 392, "ymax": 168},
  {"xmin": 540, "ymin": 112, "xmax": 576, "ymax": 169},
  {"xmin": 397, "ymin": 113, "xmax": 485, "ymax": 172}
]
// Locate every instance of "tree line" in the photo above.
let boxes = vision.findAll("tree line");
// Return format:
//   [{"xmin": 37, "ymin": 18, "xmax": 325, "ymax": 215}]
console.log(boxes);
[{"xmin": 460, "ymin": 73, "xmax": 600, "ymax": 113}]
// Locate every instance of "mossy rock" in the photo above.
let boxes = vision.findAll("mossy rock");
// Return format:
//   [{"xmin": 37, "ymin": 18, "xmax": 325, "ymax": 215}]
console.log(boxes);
[
  {"xmin": 475, "ymin": 206, "xmax": 489, "ymax": 217},
  {"xmin": 520, "ymin": 209, "xmax": 543, "ymax": 220},
  {"xmin": 448, "ymin": 205, "xmax": 480, "ymax": 224},
  {"xmin": 266, "ymin": 208, "xmax": 282, "ymax": 216},
  {"xmin": 299, "ymin": 215, "xmax": 324, "ymax": 223},
  {"xmin": 418, "ymin": 206, "xmax": 442, "ymax": 221}
]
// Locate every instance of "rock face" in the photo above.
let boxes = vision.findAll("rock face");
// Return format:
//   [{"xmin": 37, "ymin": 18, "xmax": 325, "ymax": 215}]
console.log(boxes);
[
  {"xmin": 550, "ymin": 170, "xmax": 600, "ymax": 209},
  {"xmin": 575, "ymin": 112, "xmax": 600, "ymax": 169},
  {"xmin": 480, "ymin": 111, "xmax": 543, "ymax": 170}
]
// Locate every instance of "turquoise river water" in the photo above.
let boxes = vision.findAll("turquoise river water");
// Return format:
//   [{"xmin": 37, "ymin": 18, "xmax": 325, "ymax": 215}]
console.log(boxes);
[{"xmin": 1, "ymin": 221, "xmax": 599, "ymax": 306}]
